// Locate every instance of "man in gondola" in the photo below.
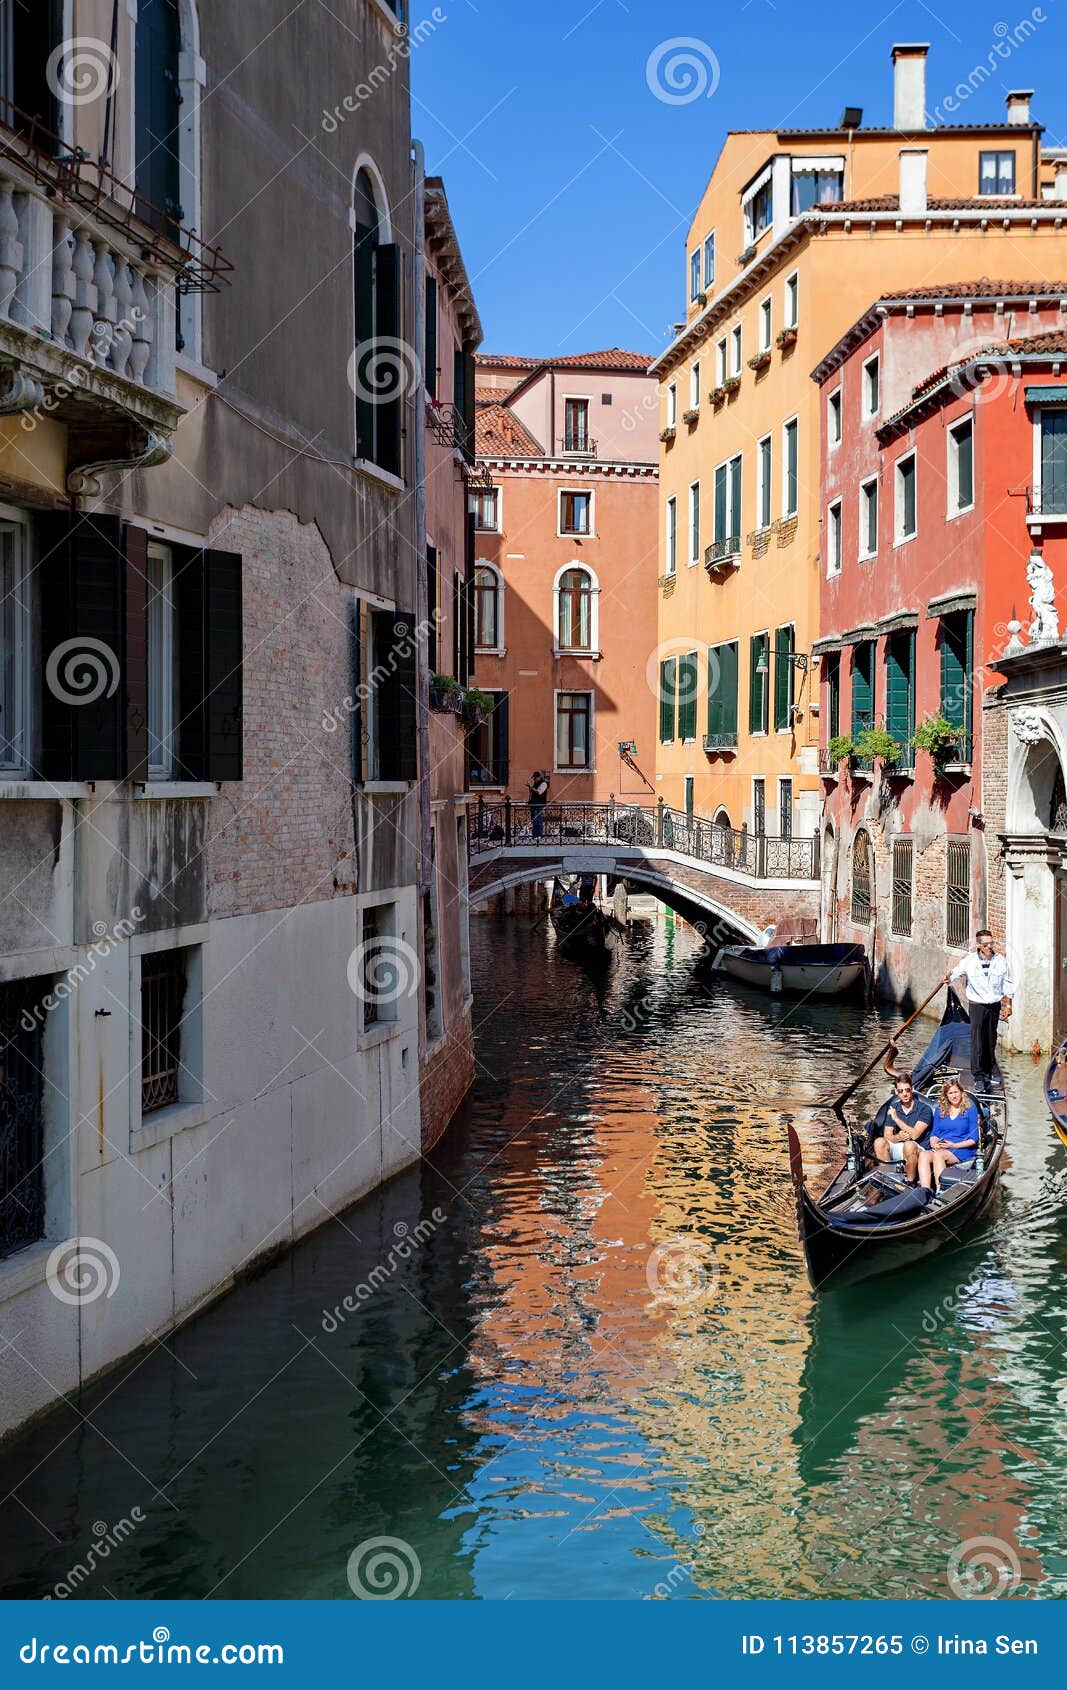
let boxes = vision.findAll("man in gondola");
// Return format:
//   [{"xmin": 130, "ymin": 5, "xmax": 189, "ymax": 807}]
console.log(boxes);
[
  {"xmin": 943, "ymin": 930, "xmax": 1014, "ymax": 1091},
  {"xmin": 872, "ymin": 1071, "xmax": 933, "ymax": 1183}
]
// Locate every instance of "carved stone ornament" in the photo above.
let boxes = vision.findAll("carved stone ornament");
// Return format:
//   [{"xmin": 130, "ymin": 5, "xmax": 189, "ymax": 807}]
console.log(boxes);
[{"xmin": 1010, "ymin": 706, "xmax": 1046, "ymax": 745}]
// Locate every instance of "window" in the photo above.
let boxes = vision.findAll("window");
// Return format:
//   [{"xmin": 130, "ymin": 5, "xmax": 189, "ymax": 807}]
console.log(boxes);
[
  {"xmin": 1039, "ymin": 410, "xmax": 1067, "ymax": 514},
  {"xmin": 947, "ymin": 840, "xmax": 971, "ymax": 949},
  {"xmin": 690, "ymin": 361, "xmax": 701, "ymax": 411},
  {"xmin": 759, "ymin": 297, "xmax": 772, "ymax": 352},
  {"xmin": 0, "ymin": 510, "xmax": 30, "ymax": 775},
  {"xmin": 730, "ymin": 324, "xmax": 742, "ymax": 376},
  {"xmin": 790, "ymin": 163, "xmax": 844, "ymax": 213},
  {"xmin": 557, "ymin": 566, "xmax": 594, "ymax": 650},
  {"xmin": 688, "ymin": 481, "xmax": 701, "ymax": 564},
  {"xmin": 851, "ymin": 640, "xmax": 874, "ymax": 740},
  {"xmin": 556, "ymin": 691, "xmax": 592, "ymax": 769},
  {"xmin": 773, "ymin": 624, "xmax": 795, "ymax": 732},
  {"xmin": 425, "ymin": 275, "xmax": 439, "ymax": 399},
  {"xmin": 778, "ymin": 777, "xmax": 793, "ymax": 840},
  {"xmin": 713, "ymin": 454, "xmax": 742, "ymax": 552},
  {"xmin": 659, "ymin": 658, "xmax": 677, "ymax": 744},
  {"xmin": 146, "ymin": 542, "xmax": 177, "ymax": 779},
  {"xmin": 851, "ymin": 830, "xmax": 873, "ymax": 925},
  {"xmin": 352, "ymin": 168, "xmax": 402, "ymax": 476},
  {"xmin": 475, "ymin": 565, "xmax": 502, "ymax": 650},
  {"xmin": 749, "ymin": 632, "xmax": 769, "ymax": 733},
  {"xmin": 824, "ymin": 651, "xmax": 841, "ymax": 741},
  {"xmin": 559, "ymin": 490, "xmax": 592, "ymax": 536},
  {"xmin": 141, "ymin": 949, "xmax": 187, "ymax": 1114},
  {"xmin": 665, "ymin": 496, "xmax": 677, "ymax": 577},
  {"xmin": 703, "ymin": 232, "xmax": 716, "ymax": 289},
  {"xmin": 862, "ymin": 355, "xmax": 880, "ymax": 419},
  {"xmin": 690, "ymin": 250, "xmax": 702, "ymax": 301},
  {"xmin": 753, "ymin": 777, "xmax": 766, "ymax": 837},
  {"xmin": 678, "ymin": 652, "xmax": 698, "ymax": 742},
  {"xmin": 564, "ymin": 398, "xmax": 589, "ymax": 453},
  {"xmin": 366, "ymin": 608, "xmax": 418, "ymax": 783},
  {"xmin": 667, "ymin": 383, "xmax": 678, "ymax": 428},
  {"xmin": 707, "ymin": 641, "xmax": 738, "ymax": 745},
  {"xmin": 979, "ymin": 150, "xmax": 1016, "ymax": 196},
  {"xmin": 885, "ymin": 629, "xmax": 916, "ymax": 749},
  {"xmin": 940, "ymin": 610, "xmax": 973, "ymax": 756},
  {"xmin": 827, "ymin": 500, "xmax": 842, "ymax": 575},
  {"xmin": 685, "ymin": 775, "xmax": 695, "ymax": 822},
  {"xmin": 743, "ymin": 171, "xmax": 773, "ymax": 243},
  {"xmin": 0, "ymin": 978, "xmax": 46, "ymax": 1259},
  {"xmin": 859, "ymin": 478, "xmax": 878, "ymax": 557},
  {"xmin": 782, "ymin": 418, "xmax": 798, "ymax": 517},
  {"xmin": 359, "ymin": 904, "xmax": 398, "ymax": 1029},
  {"xmin": 468, "ymin": 691, "xmax": 509, "ymax": 785},
  {"xmin": 784, "ymin": 273, "xmax": 798, "ymax": 329},
  {"xmin": 715, "ymin": 338, "xmax": 727, "ymax": 386},
  {"xmin": 948, "ymin": 416, "xmax": 974, "ymax": 514},
  {"xmin": 0, "ymin": 0, "xmax": 60, "ymax": 147},
  {"xmin": 895, "ymin": 453, "xmax": 917, "ymax": 541},
  {"xmin": 827, "ymin": 389, "xmax": 842, "ymax": 447},
  {"xmin": 892, "ymin": 838, "xmax": 914, "ymax": 937},
  {"xmin": 757, "ymin": 435, "xmax": 772, "ymax": 530},
  {"xmin": 135, "ymin": 0, "xmax": 182, "ymax": 233},
  {"xmin": 473, "ymin": 487, "xmax": 499, "ymax": 531}
]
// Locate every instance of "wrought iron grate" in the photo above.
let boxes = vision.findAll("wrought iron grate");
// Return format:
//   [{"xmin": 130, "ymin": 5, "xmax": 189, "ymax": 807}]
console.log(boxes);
[
  {"xmin": 851, "ymin": 830, "xmax": 873, "ymax": 925},
  {"xmin": 0, "ymin": 979, "xmax": 47, "ymax": 1260},
  {"xmin": 891, "ymin": 838, "xmax": 913, "ymax": 937},
  {"xmin": 946, "ymin": 839, "xmax": 971, "ymax": 950},
  {"xmin": 141, "ymin": 953, "xmax": 186, "ymax": 1115}
]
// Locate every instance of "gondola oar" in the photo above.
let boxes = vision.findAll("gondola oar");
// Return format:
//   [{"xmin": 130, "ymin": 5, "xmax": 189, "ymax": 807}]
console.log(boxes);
[{"xmin": 828, "ymin": 980, "xmax": 947, "ymax": 1116}]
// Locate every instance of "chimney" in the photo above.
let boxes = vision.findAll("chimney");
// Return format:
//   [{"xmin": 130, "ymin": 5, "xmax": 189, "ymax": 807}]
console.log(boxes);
[
  {"xmin": 892, "ymin": 43, "xmax": 929, "ymax": 130},
  {"xmin": 1006, "ymin": 89, "xmax": 1033, "ymax": 126},
  {"xmin": 899, "ymin": 148, "xmax": 928, "ymax": 216},
  {"xmin": 1055, "ymin": 159, "xmax": 1067, "ymax": 200}
]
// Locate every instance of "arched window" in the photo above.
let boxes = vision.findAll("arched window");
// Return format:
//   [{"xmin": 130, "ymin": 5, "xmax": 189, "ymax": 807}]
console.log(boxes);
[
  {"xmin": 851, "ymin": 829, "xmax": 873, "ymax": 925},
  {"xmin": 555, "ymin": 564, "xmax": 598, "ymax": 652},
  {"xmin": 352, "ymin": 161, "xmax": 401, "ymax": 477},
  {"xmin": 1050, "ymin": 762, "xmax": 1067, "ymax": 833},
  {"xmin": 475, "ymin": 565, "xmax": 502, "ymax": 651}
]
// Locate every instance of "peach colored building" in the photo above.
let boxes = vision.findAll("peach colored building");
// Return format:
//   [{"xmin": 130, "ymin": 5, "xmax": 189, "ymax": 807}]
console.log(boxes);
[{"xmin": 471, "ymin": 352, "xmax": 659, "ymax": 806}]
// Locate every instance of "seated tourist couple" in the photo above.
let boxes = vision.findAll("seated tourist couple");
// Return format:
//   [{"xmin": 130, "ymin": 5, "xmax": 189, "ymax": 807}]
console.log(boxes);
[{"xmin": 871, "ymin": 1072, "xmax": 980, "ymax": 1193}]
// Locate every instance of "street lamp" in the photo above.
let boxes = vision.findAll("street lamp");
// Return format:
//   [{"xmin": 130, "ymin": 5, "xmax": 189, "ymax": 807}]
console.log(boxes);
[{"xmin": 755, "ymin": 649, "xmax": 809, "ymax": 675}]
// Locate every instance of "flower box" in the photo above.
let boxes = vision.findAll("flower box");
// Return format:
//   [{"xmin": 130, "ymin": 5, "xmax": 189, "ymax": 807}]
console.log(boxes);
[
  {"xmin": 682, "ymin": 407, "xmax": 700, "ymax": 424},
  {"xmin": 776, "ymin": 327, "xmax": 798, "ymax": 350},
  {"xmin": 659, "ymin": 425, "xmax": 676, "ymax": 443},
  {"xmin": 723, "ymin": 376, "xmax": 741, "ymax": 396},
  {"xmin": 747, "ymin": 351, "xmax": 771, "ymax": 373},
  {"xmin": 710, "ymin": 385, "xmax": 727, "ymax": 406}
]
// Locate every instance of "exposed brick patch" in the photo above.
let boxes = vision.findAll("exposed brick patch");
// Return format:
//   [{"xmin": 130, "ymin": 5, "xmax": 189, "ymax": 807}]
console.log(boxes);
[{"xmin": 420, "ymin": 1013, "xmax": 475, "ymax": 1151}]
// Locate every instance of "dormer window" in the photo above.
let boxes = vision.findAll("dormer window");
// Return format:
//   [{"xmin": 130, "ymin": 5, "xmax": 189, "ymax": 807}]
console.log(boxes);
[
  {"xmin": 979, "ymin": 150, "xmax": 1016, "ymax": 195},
  {"xmin": 742, "ymin": 167, "xmax": 773, "ymax": 244},
  {"xmin": 790, "ymin": 159, "xmax": 845, "ymax": 213}
]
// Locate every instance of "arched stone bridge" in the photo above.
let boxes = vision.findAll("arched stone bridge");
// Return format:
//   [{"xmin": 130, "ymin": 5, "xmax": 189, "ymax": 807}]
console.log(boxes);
[{"xmin": 468, "ymin": 800, "xmax": 821, "ymax": 946}]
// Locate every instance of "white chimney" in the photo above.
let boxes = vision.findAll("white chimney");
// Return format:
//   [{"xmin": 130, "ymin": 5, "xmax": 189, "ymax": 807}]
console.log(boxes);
[
  {"xmin": 1006, "ymin": 89, "xmax": 1033, "ymax": 126},
  {"xmin": 892, "ymin": 43, "xmax": 929, "ymax": 130},
  {"xmin": 1055, "ymin": 159, "xmax": 1067, "ymax": 200},
  {"xmin": 899, "ymin": 148, "xmax": 928, "ymax": 216}
]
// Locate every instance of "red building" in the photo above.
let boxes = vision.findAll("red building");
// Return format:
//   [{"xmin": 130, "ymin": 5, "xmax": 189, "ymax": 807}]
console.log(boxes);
[{"xmin": 814, "ymin": 283, "xmax": 1067, "ymax": 1004}]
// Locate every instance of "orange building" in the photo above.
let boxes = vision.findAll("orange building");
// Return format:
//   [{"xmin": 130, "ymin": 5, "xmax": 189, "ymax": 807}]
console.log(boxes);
[
  {"xmin": 471, "ymin": 352, "xmax": 659, "ymax": 806},
  {"xmin": 652, "ymin": 42, "xmax": 1067, "ymax": 845}
]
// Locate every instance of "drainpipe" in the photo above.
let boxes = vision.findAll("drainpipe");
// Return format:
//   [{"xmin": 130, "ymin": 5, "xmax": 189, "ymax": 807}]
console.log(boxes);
[{"xmin": 412, "ymin": 140, "xmax": 431, "ymax": 896}]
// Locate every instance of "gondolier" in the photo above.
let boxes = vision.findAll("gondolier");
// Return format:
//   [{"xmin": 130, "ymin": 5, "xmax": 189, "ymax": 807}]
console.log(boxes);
[{"xmin": 944, "ymin": 930, "xmax": 1013, "ymax": 1091}]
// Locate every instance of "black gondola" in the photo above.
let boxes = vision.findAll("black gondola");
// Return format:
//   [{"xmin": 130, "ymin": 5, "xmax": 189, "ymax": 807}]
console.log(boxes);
[
  {"xmin": 787, "ymin": 995, "xmax": 1007, "ymax": 1292},
  {"xmin": 549, "ymin": 876, "xmax": 616, "ymax": 960}
]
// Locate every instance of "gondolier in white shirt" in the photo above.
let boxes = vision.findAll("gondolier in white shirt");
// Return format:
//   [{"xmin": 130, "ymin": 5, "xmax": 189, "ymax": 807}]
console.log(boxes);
[{"xmin": 943, "ymin": 930, "xmax": 1014, "ymax": 1090}]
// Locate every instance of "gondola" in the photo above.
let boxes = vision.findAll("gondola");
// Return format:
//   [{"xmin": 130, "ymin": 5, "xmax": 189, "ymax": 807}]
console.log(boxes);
[
  {"xmin": 714, "ymin": 940, "xmax": 867, "ymax": 997},
  {"xmin": 787, "ymin": 994, "xmax": 1007, "ymax": 1292},
  {"xmin": 549, "ymin": 876, "xmax": 617, "ymax": 961},
  {"xmin": 1043, "ymin": 1038, "xmax": 1067, "ymax": 1149}
]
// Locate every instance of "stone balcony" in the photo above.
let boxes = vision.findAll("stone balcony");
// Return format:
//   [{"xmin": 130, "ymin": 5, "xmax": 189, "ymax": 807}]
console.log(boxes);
[{"xmin": 0, "ymin": 110, "xmax": 232, "ymax": 495}]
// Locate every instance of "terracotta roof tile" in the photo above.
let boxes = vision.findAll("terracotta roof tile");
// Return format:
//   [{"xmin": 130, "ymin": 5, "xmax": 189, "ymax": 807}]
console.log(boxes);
[
  {"xmin": 475, "ymin": 347, "xmax": 653, "ymax": 372},
  {"xmin": 474, "ymin": 402, "xmax": 544, "ymax": 457},
  {"xmin": 882, "ymin": 277, "xmax": 1067, "ymax": 300},
  {"xmin": 819, "ymin": 195, "xmax": 1054, "ymax": 213}
]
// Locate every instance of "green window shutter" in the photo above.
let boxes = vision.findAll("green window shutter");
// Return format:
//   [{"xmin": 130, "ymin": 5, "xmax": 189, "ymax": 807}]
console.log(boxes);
[
  {"xmin": 851, "ymin": 641, "xmax": 874, "ymax": 737},
  {"xmin": 773, "ymin": 625, "xmax": 794, "ymax": 731},
  {"xmin": 940, "ymin": 612, "xmax": 972, "ymax": 731},
  {"xmin": 730, "ymin": 456, "xmax": 742, "ymax": 538},
  {"xmin": 885, "ymin": 631, "xmax": 914, "ymax": 745},
  {"xmin": 1041, "ymin": 411, "xmax": 1067, "ymax": 512},
  {"xmin": 714, "ymin": 465, "xmax": 727, "ymax": 541},
  {"xmin": 749, "ymin": 634, "xmax": 768, "ymax": 733},
  {"xmin": 722, "ymin": 642, "xmax": 738, "ymax": 736},
  {"xmin": 374, "ymin": 243, "xmax": 403, "ymax": 477},
  {"xmin": 707, "ymin": 649, "xmax": 720, "ymax": 737},
  {"xmin": 678, "ymin": 651, "xmax": 698, "ymax": 740},
  {"xmin": 660, "ymin": 658, "xmax": 676, "ymax": 742},
  {"xmin": 826, "ymin": 653, "xmax": 840, "ymax": 740}
]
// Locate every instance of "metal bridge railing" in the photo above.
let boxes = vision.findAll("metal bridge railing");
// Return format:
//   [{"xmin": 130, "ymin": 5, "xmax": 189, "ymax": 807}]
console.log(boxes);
[{"xmin": 468, "ymin": 799, "xmax": 818, "ymax": 882}]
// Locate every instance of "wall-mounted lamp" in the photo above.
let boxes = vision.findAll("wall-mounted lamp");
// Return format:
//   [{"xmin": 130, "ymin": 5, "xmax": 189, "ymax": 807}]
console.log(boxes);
[{"xmin": 755, "ymin": 650, "xmax": 810, "ymax": 676}]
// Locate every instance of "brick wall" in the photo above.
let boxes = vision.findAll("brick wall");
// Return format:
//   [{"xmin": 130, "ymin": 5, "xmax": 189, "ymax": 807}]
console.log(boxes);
[
  {"xmin": 983, "ymin": 690, "xmax": 1009, "ymax": 943},
  {"xmin": 420, "ymin": 1014, "xmax": 475, "ymax": 1151}
]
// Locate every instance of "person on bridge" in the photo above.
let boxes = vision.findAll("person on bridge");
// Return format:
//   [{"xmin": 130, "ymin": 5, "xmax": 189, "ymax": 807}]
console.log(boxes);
[
  {"xmin": 871, "ymin": 1071, "xmax": 932, "ymax": 1184},
  {"xmin": 528, "ymin": 771, "xmax": 550, "ymax": 839},
  {"xmin": 943, "ymin": 930, "xmax": 1013, "ymax": 1090}
]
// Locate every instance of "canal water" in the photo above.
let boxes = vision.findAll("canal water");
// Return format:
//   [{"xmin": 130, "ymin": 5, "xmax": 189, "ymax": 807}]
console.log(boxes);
[{"xmin": 1, "ymin": 913, "xmax": 1066, "ymax": 1601}]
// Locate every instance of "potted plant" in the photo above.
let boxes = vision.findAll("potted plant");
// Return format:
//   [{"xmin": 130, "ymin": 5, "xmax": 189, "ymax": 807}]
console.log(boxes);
[
  {"xmin": 659, "ymin": 424, "xmax": 676, "ymax": 443},
  {"xmin": 747, "ymin": 350, "xmax": 771, "ymax": 373},
  {"xmin": 776, "ymin": 326, "xmax": 798, "ymax": 351},
  {"xmin": 682, "ymin": 406, "xmax": 699, "ymax": 424},
  {"xmin": 429, "ymin": 672, "xmax": 461, "ymax": 712},
  {"xmin": 710, "ymin": 385, "xmax": 727, "ymax": 406},
  {"xmin": 462, "ymin": 686, "xmax": 494, "ymax": 728},
  {"xmin": 912, "ymin": 712, "xmax": 962, "ymax": 768},
  {"xmin": 827, "ymin": 732, "xmax": 855, "ymax": 766},
  {"xmin": 856, "ymin": 724, "xmax": 902, "ymax": 768},
  {"xmin": 723, "ymin": 374, "xmax": 741, "ymax": 396}
]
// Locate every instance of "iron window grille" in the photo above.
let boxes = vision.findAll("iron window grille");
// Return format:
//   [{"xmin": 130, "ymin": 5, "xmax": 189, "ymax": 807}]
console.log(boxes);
[
  {"xmin": 891, "ymin": 838, "xmax": 913, "ymax": 937},
  {"xmin": 851, "ymin": 831, "xmax": 873, "ymax": 925},
  {"xmin": 141, "ymin": 952, "xmax": 186, "ymax": 1115},
  {"xmin": 946, "ymin": 840, "xmax": 971, "ymax": 950}
]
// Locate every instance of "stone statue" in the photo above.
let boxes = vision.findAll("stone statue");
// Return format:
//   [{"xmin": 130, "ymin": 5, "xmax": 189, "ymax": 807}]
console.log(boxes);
[
  {"xmin": 1026, "ymin": 551, "xmax": 1060, "ymax": 646},
  {"xmin": 1011, "ymin": 706, "xmax": 1046, "ymax": 745}
]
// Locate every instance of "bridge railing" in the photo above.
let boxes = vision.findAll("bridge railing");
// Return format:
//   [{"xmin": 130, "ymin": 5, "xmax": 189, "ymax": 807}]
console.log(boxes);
[{"xmin": 468, "ymin": 799, "xmax": 818, "ymax": 881}]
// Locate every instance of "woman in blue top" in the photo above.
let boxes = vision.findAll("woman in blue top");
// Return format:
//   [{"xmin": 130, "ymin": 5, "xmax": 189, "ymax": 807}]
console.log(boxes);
[{"xmin": 917, "ymin": 1076, "xmax": 980, "ymax": 1193}]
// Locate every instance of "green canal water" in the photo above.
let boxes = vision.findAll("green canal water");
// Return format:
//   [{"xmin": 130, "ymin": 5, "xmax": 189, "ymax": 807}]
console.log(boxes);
[{"xmin": 1, "ymin": 914, "xmax": 1066, "ymax": 1600}]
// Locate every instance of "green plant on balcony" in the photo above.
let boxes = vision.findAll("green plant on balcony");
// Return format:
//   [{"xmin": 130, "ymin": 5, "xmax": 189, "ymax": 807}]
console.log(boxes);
[
  {"xmin": 710, "ymin": 385, "xmax": 727, "ymax": 405},
  {"xmin": 856, "ymin": 725, "xmax": 902, "ymax": 767},
  {"xmin": 723, "ymin": 375, "xmax": 741, "ymax": 396},
  {"xmin": 430, "ymin": 672, "xmax": 461, "ymax": 711},
  {"xmin": 827, "ymin": 732, "xmax": 855, "ymax": 765},
  {"xmin": 912, "ymin": 713, "xmax": 961, "ymax": 765},
  {"xmin": 659, "ymin": 424, "xmax": 676, "ymax": 443},
  {"xmin": 776, "ymin": 326, "xmax": 798, "ymax": 350},
  {"xmin": 682, "ymin": 407, "xmax": 699, "ymax": 424},
  {"xmin": 462, "ymin": 686, "xmax": 495, "ymax": 727},
  {"xmin": 747, "ymin": 350, "xmax": 771, "ymax": 373}
]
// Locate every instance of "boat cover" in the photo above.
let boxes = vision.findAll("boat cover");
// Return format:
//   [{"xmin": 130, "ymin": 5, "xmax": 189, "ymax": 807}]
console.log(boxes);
[
  {"xmin": 911, "ymin": 995, "xmax": 974, "ymax": 1088},
  {"xmin": 733, "ymin": 942, "xmax": 867, "ymax": 967},
  {"xmin": 827, "ymin": 1185, "xmax": 931, "ymax": 1228}
]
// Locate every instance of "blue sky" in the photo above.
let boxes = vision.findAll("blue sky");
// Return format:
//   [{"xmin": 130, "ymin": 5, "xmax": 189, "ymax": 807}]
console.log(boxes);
[{"xmin": 412, "ymin": 0, "xmax": 1067, "ymax": 358}]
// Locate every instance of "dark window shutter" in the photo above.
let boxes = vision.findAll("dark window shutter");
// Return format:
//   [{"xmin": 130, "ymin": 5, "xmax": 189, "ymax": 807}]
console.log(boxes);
[
  {"xmin": 37, "ymin": 513, "xmax": 125, "ymax": 780},
  {"xmin": 885, "ymin": 631, "xmax": 915, "ymax": 745},
  {"xmin": 349, "ymin": 597, "xmax": 363, "ymax": 781},
  {"xmin": 374, "ymin": 609, "xmax": 417, "ymax": 782},
  {"xmin": 826, "ymin": 653, "xmax": 840, "ymax": 740},
  {"xmin": 713, "ymin": 464, "xmax": 727, "ymax": 540},
  {"xmin": 453, "ymin": 347, "xmax": 466, "ymax": 422},
  {"xmin": 462, "ymin": 344, "xmax": 477, "ymax": 460},
  {"xmin": 425, "ymin": 276, "xmax": 438, "ymax": 400},
  {"xmin": 353, "ymin": 224, "xmax": 376, "ymax": 460},
  {"xmin": 134, "ymin": 0, "xmax": 182, "ymax": 231},
  {"xmin": 124, "ymin": 525, "xmax": 149, "ymax": 783},
  {"xmin": 426, "ymin": 545, "xmax": 439, "ymax": 673},
  {"xmin": 374, "ymin": 243, "xmax": 403, "ymax": 477},
  {"xmin": 174, "ymin": 547, "xmax": 243, "ymax": 781},
  {"xmin": 451, "ymin": 573, "xmax": 460, "ymax": 679},
  {"xmin": 494, "ymin": 692, "xmax": 510, "ymax": 786}
]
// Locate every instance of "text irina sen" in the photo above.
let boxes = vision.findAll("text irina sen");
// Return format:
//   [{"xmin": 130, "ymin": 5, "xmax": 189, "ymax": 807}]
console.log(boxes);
[{"xmin": 740, "ymin": 1635, "xmax": 1038, "ymax": 1657}]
